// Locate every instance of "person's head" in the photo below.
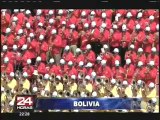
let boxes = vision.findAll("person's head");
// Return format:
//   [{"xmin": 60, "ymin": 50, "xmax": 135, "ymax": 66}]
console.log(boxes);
[
  {"xmin": 115, "ymin": 60, "xmax": 120, "ymax": 67},
  {"xmin": 86, "ymin": 44, "xmax": 92, "ymax": 52},
  {"xmin": 137, "ymin": 48, "xmax": 143, "ymax": 55},
  {"xmin": 17, "ymin": 29, "xmax": 24, "ymax": 36},
  {"xmin": 148, "ymin": 61, "xmax": 155, "ymax": 69},
  {"xmin": 151, "ymin": 47, "xmax": 157, "ymax": 54},
  {"xmin": 126, "ymin": 59, "xmax": 131, "ymax": 66},
  {"xmin": 2, "ymin": 45, "xmax": 7, "ymax": 52},
  {"xmin": 113, "ymin": 48, "xmax": 119, "ymax": 54},
  {"xmin": 60, "ymin": 59, "xmax": 65, "ymax": 66},
  {"xmin": 86, "ymin": 62, "xmax": 93, "ymax": 69},
  {"xmin": 78, "ymin": 61, "xmax": 84, "ymax": 68},
  {"xmin": 26, "ymin": 22, "xmax": 31, "ymax": 30},
  {"xmin": 70, "ymin": 24, "xmax": 76, "ymax": 30},
  {"xmin": 81, "ymin": 11, "xmax": 86, "ymax": 18},
  {"xmin": 91, "ymin": 21, "xmax": 96, "ymax": 28},
  {"xmin": 58, "ymin": 9, "xmax": 63, "ymax": 16},
  {"xmin": 92, "ymin": 91, "xmax": 97, "ymax": 97},
  {"xmin": 148, "ymin": 82, "xmax": 155, "ymax": 90},
  {"xmin": 101, "ymin": 12, "xmax": 106, "ymax": 19},
  {"xmin": 51, "ymin": 29, "xmax": 57, "ymax": 36},
  {"xmin": 29, "ymin": 33, "xmax": 34, "ymax": 40},
  {"xmin": 48, "ymin": 10, "xmax": 54, "ymax": 16},
  {"xmin": 122, "ymin": 24, "xmax": 127, "ymax": 32},
  {"xmin": 137, "ymin": 61, "xmax": 143, "ymax": 68},
  {"xmin": 145, "ymin": 26, "xmax": 151, "ymax": 33},
  {"xmin": 9, "ymin": 72, "xmax": 15, "ymax": 79},
  {"xmin": 56, "ymin": 75, "xmax": 61, "ymax": 84},
  {"xmin": 12, "ymin": 44, "xmax": 18, "ymax": 51},
  {"xmin": 5, "ymin": 28, "xmax": 11, "ymax": 35},
  {"xmin": 4, "ymin": 57, "xmax": 9, "ymax": 64},
  {"xmin": 64, "ymin": 45, "xmax": 70, "ymax": 53},
  {"xmin": 36, "ymin": 56, "xmax": 41, "ymax": 63},
  {"xmin": 129, "ymin": 44, "xmax": 135, "ymax": 51},
  {"xmin": 71, "ymin": 75, "xmax": 76, "ymax": 82},
  {"xmin": 44, "ymin": 74, "xmax": 50, "ymax": 81},
  {"xmin": 75, "ymin": 48, "xmax": 81, "ymax": 55},
  {"xmin": 85, "ymin": 75, "xmax": 91, "ymax": 83},
  {"xmin": 49, "ymin": 58, "xmax": 55, "ymax": 65},
  {"xmin": 137, "ymin": 12, "xmax": 143, "ymax": 19},
  {"xmin": 84, "ymin": 23, "xmax": 89, "ymax": 29},
  {"xmin": 27, "ymin": 59, "xmax": 32, "ymax": 65},
  {"xmin": 126, "ymin": 12, "xmax": 132, "ymax": 19},
  {"xmin": 68, "ymin": 61, "xmax": 73, "ymax": 68},
  {"xmin": 25, "ymin": 10, "xmax": 31, "ymax": 16},
  {"xmin": 96, "ymin": 56, "xmax": 102, "ymax": 64},
  {"xmin": 38, "ymin": 22, "xmax": 43, "ymax": 28},
  {"xmin": 91, "ymin": 71, "xmax": 96, "ymax": 80},
  {"xmin": 137, "ymin": 80, "xmax": 143, "ymax": 88},
  {"xmin": 13, "ymin": 9, "xmax": 19, "ymax": 14},
  {"xmin": 101, "ymin": 60, "xmax": 107, "ymax": 67},
  {"xmin": 149, "ymin": 15, "xmax": 155, "ymax": 22},
  {"xmin": 23, "ymin": 72, "xmax": 28, "ymax": 79},
  {"xmin": 110, "ymin": 79, "xmax": 116, "ymax": 86},
  {"xmin": 135, "ymin": 24, "xmax": 141, "ymax": 31},
  {"xmin": 12, "ymin": 16, "xmax": 18, "ymax": 25},
  {"xmin": 36, "ymin": 9, "xmax": 42, "ymax": 16},
  {"xmin": 103, "ymin": 44, "xmax": 109, "ymax": 52}
]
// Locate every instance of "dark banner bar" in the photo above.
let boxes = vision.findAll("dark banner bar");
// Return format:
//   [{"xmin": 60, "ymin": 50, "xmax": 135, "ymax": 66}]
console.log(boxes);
[
  {"xmin": 35, "ymin": 98, "xmax": 141, "ymax": 110},
  {"xmin": 1, "ymin": 0, "xmax": 159, "ymax": 8}
]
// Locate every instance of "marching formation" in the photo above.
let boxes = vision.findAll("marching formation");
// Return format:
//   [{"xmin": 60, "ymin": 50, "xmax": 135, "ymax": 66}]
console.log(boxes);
[{"xmin": 1, "ymin": 9, "xmax": 159, "ymax": 113}]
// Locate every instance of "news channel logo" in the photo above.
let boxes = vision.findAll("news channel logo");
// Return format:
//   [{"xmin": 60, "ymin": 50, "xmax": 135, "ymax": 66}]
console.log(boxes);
[{"xmin": 15, "ymin": 95, "xmax": 36, "ymax": 112}]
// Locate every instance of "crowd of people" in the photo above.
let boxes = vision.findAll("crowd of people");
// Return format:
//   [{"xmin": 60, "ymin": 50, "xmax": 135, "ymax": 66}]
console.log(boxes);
[{"xmin": 1, "ymin": 9, "xmax": 159, "ymax": 113}]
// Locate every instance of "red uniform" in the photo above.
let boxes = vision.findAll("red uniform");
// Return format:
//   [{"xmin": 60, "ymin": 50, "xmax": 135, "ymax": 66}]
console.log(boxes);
[
  {"xmin": 23, "ymin": 65, "xmax": 34, "ymax": 78},
  {"xmin": 68, "ymin": 67, "xmax": 78, "ymax": 77},
  {"xmin": 127, "ymin": 18, "xmax": 135, "ymax": 33},
  {"xmin": 102, "ymin": 52, "xmax": 113, "ymax": 67},
  {"xmin": 85, "ymin": 51, "xmax": 96, "ymax": 64},
  {"xmin": 144, "ymin": 67, "xmax": 157, "ymax": 84},
  {"xmin": 1, "ymin": 13, "xmax": 10, "ymax": 33},
  {"xmin": 49, "ymin": 35, "xmax": 63, "ymax": 55},
  {"xmin": 147, "ymin": 54, "xmax": 159, "ymax": 67},
  {"xmin": 112, "ymin": 54, "xmax": 121, "ymax": 66},
  {"xmin": 134, "ymin": 67, "xmax": 146, "ymax": 81},
  {"xmin": 121, "ymin": 31, "xmax": 132, "ymax": 48},
  {"xmin": 16, "ymin": 36, "xmax": 26, "ymax": 48},
  {"xmin": 125, "ymin": 51, "xmax": 137, "ymax": 65},
  {"xmin": 1, "ymin": 63, "xmax": 14, "ymax": 75},
  {"xmin": 102, "ymin": 66, "xmax": 112, "ymax": 79},
  {"xmin": 4, "ymin": 51, "xmax": 15, "ymax": 65},
  {"xmin": 76, "ymin": 54, "xmax": 85, "ymax": 65},
  {"xmin": 143, "ymin": 34, "xmax": 154, "ymax": 54},
  {"xmin": 37, "ymin": 62, "xmax": 47, "ymax": 75},
  {"xmin": 136, "ymin": 54, "xmax": 147, "ymax": 65},
  {"xmin": 62, "ymin": 52, "xmax": 75, "ymax": 62},
  {"xmin": 40, "ymin": 41, "xmax": 49, "ymax": 61},
  {"xmin": 100, "ymin": 29, "xmax": 110, "ymax": 44},
  {"xmin": 6, "ymin": 34, "xmax": 15, "ymax": 48},
  {"xmin": 80, "ymin": 30, "xmax": 90, "ymax": 50},
  {"xmin": 112, "ymin": 67, "xmax": 125, "ymax": 81},
  {"xmin": 49, "ymin": 65, "xmax": 61, "ymax": 75},
  {"xmin": 110, "ymin": 30, "xmax": 122, "ymax": 48},
  {"xmin": 123, "ymin": 64, "xmax": 135, "ymax": 84},
  {"xmin": 90, "ymin": 28, "xmax": 100, "ymax": 42}
]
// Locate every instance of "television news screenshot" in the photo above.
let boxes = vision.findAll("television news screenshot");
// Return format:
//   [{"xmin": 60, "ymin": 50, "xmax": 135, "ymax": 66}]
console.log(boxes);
[{"xmin": 1, "ymin": 8, "xmax": 159, "ymax": 116}]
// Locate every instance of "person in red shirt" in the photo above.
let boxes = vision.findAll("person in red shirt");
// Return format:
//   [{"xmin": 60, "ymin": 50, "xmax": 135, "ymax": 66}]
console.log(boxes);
[
  {"xmin": 85, "ymin": 62, "xmax": 93, "ymax": 76},
  {"xmin": 48, "ymin": 58, "xmax": 61, "ymax": 76},
  {"xmin": 112, "ymin": 60, "xmax": 125, "ymax": 83},
  {"xmin": 101, "ymin": 60, "xmax": 112, "ymax": 81},
  {"xmin": 143, "ymin": 28, "xmax": 155, "ymax": 55},
  {"xmin": 136, "ymin": 48, "xmax": 147, "ymax": 65},
  {"xmin": 62, "ymin": 45, "xmax": 75, "ymax": 63},
  {"xmin": 123, "ymin": 59, "xmax": 135, "ymax": 84},
  {"xmin": 90, "ymin": 21, "xmax": 100, "ymax": 43},
  {"xmin": 4, "ymin": 28, "xmax": 15, "ymax": 48},
  {"xmin": 94, "ymin": 56, "xmax": 102, "ymax": 76},
  {"xmin": 133, "ymin": 61, "xmax": 146, "ymax": 82},
  {"xmin": 48, "ymin": 29, "xmax": 63, "ymax": 65},
  {"xmin": 144, "ymin": 61, "xmax": 157, "ymax": 85},
  {"xmin": 125, "ymin": 44, "xmax": 137, "ymax": 65},
  {"xmin": 77, "ymin": 61, "xmax": 87, "ymax": 78},
  {"xmin": 146, "ymin": 47, "xmax": 159, "ymax": 67},
  {"xmin": 112, "ymin": 48, "xmax": 121, "ymax": 66},
  {"xmin": 84, "ymin": 44, "xmax": 96, "ymax": 65},
  {"xmin": 66, "ymin": 61, "xmax": 78, "ymax": 77},
  {"xmin": 80, "ymin": 23, "xmax": 90, "ymax": 50},
  {"xmin": 2, "ymin": 57, "xmax": 14, "ymax": 75},
  {"xmin": 36, "ymin": 56, "xmax": 47, "ymax": 75},
  {"xmin": 23, "ymin": 59, "xmax": 34, "ymax": 79},
  {"xmin": 75, "ymin": 48, "xmax": 85, "ymax": 65},
  {"xmin": 99, "ymin": 23, "xmax": 110, "ymax": 45},
  {"xmin": 1, "ymin": 9, "xmax": 11, "ymax": 33},
  {"xmin": 110, "ymin": 24, "xmax": 122, "ymax": 48}
]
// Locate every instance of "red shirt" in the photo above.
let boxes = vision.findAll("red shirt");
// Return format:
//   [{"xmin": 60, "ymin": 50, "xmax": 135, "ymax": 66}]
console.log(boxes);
[
  {"xmin": 112, "ymin": 67, "xmax": 125, "ymax": 81},
  {"xmin": 110, "ymin": 30, "xmax": 122, "ymax": 47},
  {"xmin": 85, "ymin": 51, "xmax": 96, "ymax": 64},
  {"xmin": 62, "ymin": 52, "xmax": 75, "ymax": 62},
  {"xmin": 37, "ymin": 62, "xmax": 47, "ymax": 75}
]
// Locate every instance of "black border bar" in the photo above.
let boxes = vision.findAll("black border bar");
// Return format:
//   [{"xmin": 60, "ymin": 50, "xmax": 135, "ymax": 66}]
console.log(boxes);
[{"xmin": 1, "ymin": 0, "xmax": 160, "ymax": 8}]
